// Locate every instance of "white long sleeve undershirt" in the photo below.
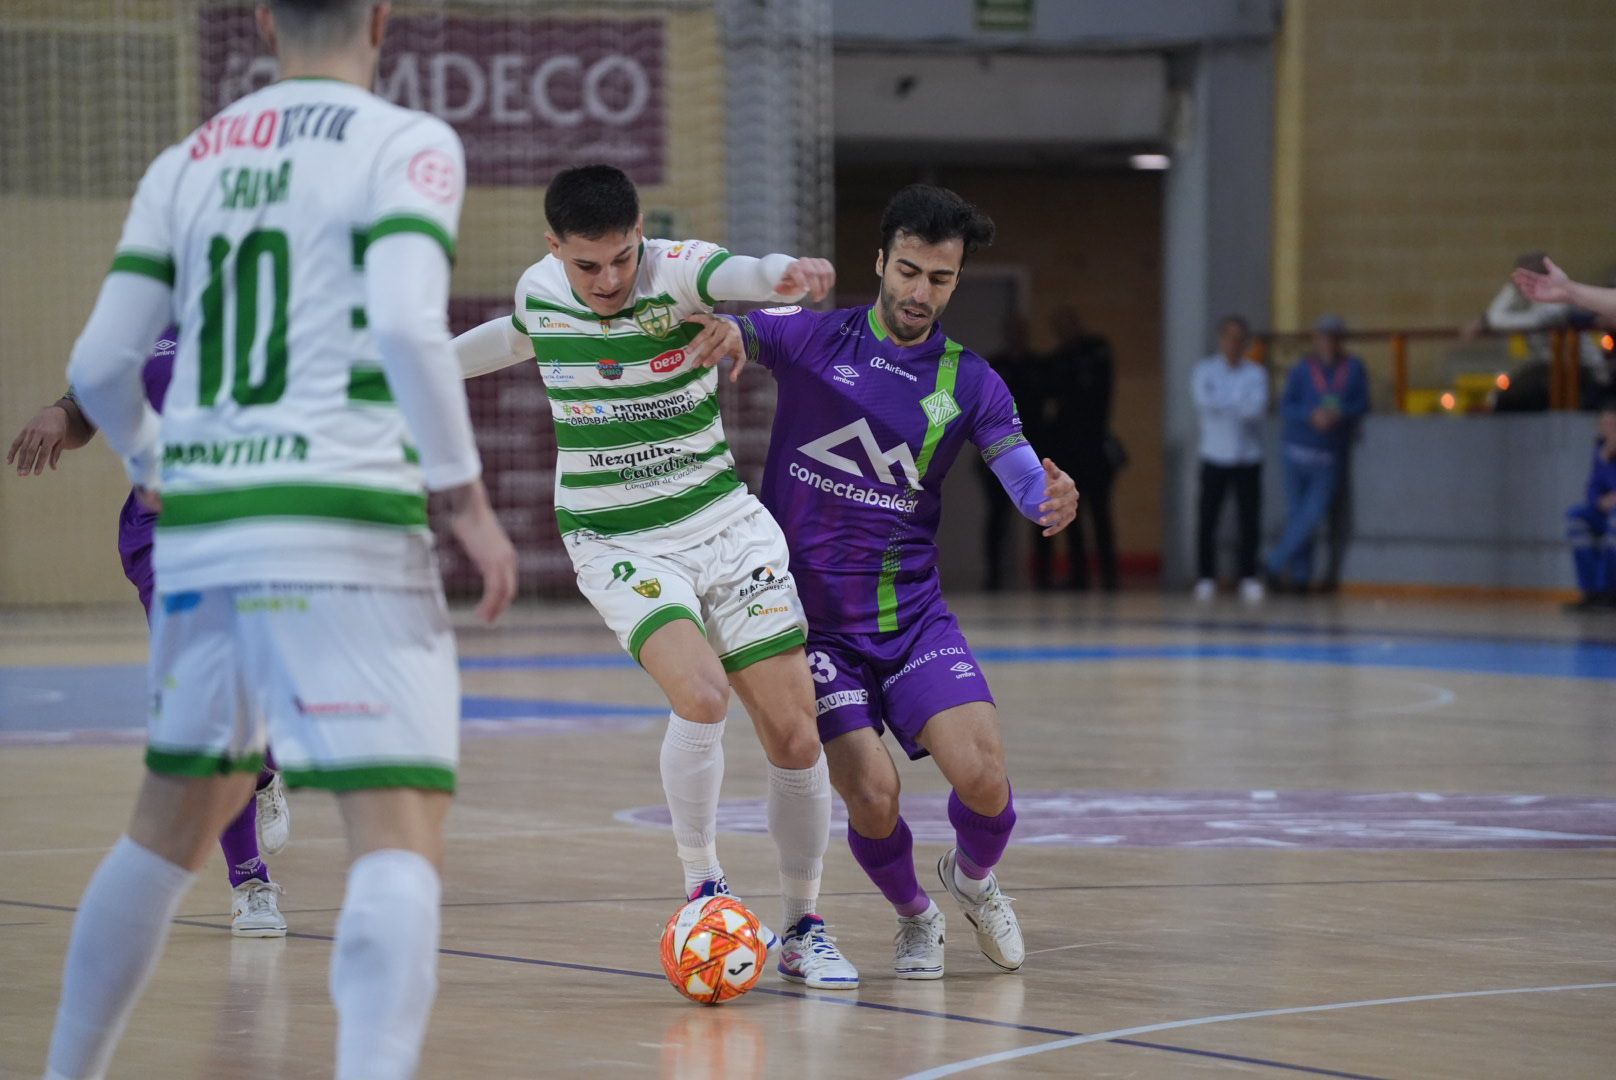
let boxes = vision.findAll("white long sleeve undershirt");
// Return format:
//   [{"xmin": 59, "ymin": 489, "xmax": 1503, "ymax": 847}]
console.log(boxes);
[
  {"xmin": 364, "ymin": 232, "xmax": 482, "ymax": 491},
  {"xmin": 65, "ymin": 273, "xmax": 174, "ymax": 488},
  {"xmin": 706, "ymin": 253, "xmax": 800, "ymax": 304}
]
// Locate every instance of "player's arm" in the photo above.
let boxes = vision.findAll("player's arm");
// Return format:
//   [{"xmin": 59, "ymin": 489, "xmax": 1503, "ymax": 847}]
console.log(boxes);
[
  {"xmin": 1514, "ymin": 257, "xmax": 1616, "ymax": 322},
  {"xmin": 367, "ymin": 119, "xmax": 515, "ymax": 623},
  {"xmin": 62, "ymin": 148, "xmax": 180, "ymax": 492},
  {"xmin": 703, "ymin": 253, "xmax": 834, "ymax": 305},
  {"xmin": 975, "ymin": 367, "xmax": 1077, "ymax": 536},
  {"xmin": 452, "ymin": 314, "xmax": 534, "ymax": 378},
  {"xmin": 1232, "ymin": 367, "xmax": 1270, "ymax": 420},
  {"xmin": 8, "ymin": 393, "xmax": 97, "ymax": 476}
]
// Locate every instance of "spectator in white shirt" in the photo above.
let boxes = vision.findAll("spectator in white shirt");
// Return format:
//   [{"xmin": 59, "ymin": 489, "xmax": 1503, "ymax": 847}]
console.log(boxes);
[{"xmin": 1192, "ymin": 315, "xmax": 1269, "ymax": 603}]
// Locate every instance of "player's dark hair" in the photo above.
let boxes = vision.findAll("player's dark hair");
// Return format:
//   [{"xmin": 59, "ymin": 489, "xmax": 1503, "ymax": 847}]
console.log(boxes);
[
  {"xmin": 545, "ymin": 165, "xmax": 641, "ymax": 240},
  {"xmin": 1218, "ymin": 314, "xmax": 1251, "ymax": 335},
  {"xmin": 879, "ymin": 184, "xmax": 996, "ymax": 264},
  {"xmin": 266, "ymin": 0, "xmax": 369, "ymax": 50}
]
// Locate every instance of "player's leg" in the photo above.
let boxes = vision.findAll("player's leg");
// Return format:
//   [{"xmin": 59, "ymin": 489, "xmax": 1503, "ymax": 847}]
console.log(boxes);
[
  {"xmin": 125, "ymin": 533, "xmax": 284, "ymax": 935},
  {"xmin": 639, "ymin": 619, "xmax": 737, "ymax": 895},
  {"xmin": 916, "ymin": 702, "xmax": 1024, "ymax": 972},
  {"xmin": 707, "ymin": 505, "xmax": 854, "ymax": 987},
  {"xmin": 46, "ymin": 587, "xmax": 263, "ymax": 1080},
  {"xmin": 329, "ymin": 788, "xmax": 452, "ymax": 1080},
  {"xmin": 569, "ymin": 537, "xmax": 740, "ymax": 898},
  {"xmin": 1567, "ymin": 504, "xmax": 1606, "ymax": 604},
  {"xmin": 247, "ymin": 584, "xmax": 459, "ymax": 1080},
  {"xmin": 255, "ymin": 747, "xmax": 291, "ymax": 856},
  {"xmin": 824, "ymin": 725, "xmax": 946, "ymax": 980},
  {"xmin": 877, "ymin": 609, "xmax": 1021, "ymax": 970}
]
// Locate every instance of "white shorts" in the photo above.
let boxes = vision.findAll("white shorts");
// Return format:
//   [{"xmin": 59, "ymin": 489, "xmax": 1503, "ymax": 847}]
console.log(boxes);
[
  {"xmin": 568, "ymin": 501, "xmax": 808, "ymax": 671},
  {"xmin": 146, "ymin": 584, "xmax": 459, "ymax": 792}
]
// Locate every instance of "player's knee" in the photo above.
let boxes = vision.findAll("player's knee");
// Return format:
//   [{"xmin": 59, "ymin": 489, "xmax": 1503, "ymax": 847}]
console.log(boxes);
[
  {"xmin": 770, "ymin": 725, "xmax": 824, "ymax": 770},
  {"xmin": 673, "ymin": 679, "xmax": 731, "ymax": 725},
  {"xmin": 952, "ymin": 759, "xmax": 1008, "ymax": 814},
  {"xmin": 842, "ymin": 782, "xmax": 901, "ymax": 837}
]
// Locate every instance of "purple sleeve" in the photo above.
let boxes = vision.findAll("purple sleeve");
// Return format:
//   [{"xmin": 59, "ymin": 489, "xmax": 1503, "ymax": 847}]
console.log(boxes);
[
  {"xmin": 990, "ymin": 442, "xmax": 1048, "ymax": 521},
  {"xmin": 736, "ymin": 306, "xmax": 816, "ymax": 372},
  {"xmin": 972, "ymin": 362, "xmax": 1031, "ymax": 465}
]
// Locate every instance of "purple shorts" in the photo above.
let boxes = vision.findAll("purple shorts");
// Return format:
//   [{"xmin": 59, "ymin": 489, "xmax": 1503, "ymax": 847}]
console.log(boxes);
[
  {"xmin": 118, "ymin": 490, "xmax": 157, "ymax": 622},
  {"xmin": 807, "ymin": 605, "xmax": 994, "ymax": 760}
]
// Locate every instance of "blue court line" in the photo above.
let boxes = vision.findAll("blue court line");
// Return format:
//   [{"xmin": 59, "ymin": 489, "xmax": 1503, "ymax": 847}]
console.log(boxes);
[{"xmin": 2, "ymin": 897, "xmax": 1385, "ymax": 1080}]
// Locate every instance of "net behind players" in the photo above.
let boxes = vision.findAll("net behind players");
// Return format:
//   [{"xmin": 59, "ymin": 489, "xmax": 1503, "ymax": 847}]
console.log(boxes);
[{"xmin": 42, "ymin": 3, "xmax": 516, "ymax": 1078}]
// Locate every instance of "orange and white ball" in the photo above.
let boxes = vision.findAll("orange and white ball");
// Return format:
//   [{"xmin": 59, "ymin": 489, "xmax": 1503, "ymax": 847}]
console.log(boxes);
[{"xmin": 659, "ymin": 895, "xmax": 766, "ymax": 1005}]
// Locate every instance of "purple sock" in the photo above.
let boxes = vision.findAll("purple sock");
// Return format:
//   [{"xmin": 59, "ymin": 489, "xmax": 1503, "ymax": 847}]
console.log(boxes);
[
  {"xmin": 847, "ymin": 818, "xmax": 931, "ymax": 917},
  {"xmin": 220, "ymin": 795, "xmax": 269, "ymax": 889},
  {"xmin": 948, "ymin": 785, "xmax": 1016, "ymax": 880}
]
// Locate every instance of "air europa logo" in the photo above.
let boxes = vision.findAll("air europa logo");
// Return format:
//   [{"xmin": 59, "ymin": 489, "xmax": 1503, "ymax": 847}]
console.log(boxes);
[{"xmin": 650, "ymin": 349, "xmax": 685, "ymax": 374}]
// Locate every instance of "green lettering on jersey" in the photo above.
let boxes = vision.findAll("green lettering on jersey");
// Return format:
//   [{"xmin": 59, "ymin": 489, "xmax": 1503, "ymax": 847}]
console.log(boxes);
[{"xmin": 220, "ymin": 161, "xmax": 293, "ymax": 210}]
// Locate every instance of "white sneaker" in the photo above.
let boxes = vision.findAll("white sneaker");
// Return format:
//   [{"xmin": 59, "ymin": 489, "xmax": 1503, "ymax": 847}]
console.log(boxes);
[
  {"xmin": 689, "ymin": 878, "xmax": 778, "ymax": 952},
  {"xmin": 1238, "ymin": 577, "xmax": 1265, "ymax": 605},
  {"xmin": 231, "ymin": 879, "xmax": 287, "ymax": 938},
  {"xmin": 1193, "ymin": 578, "xmax": 1216, "ymax": 603},
  {"xmin": 894, "ymin": 903, "xmax": 945, "ymax": 980},
  {"xmin": 255, "ymin": 773, "xmax": 290, "ymax": 856},
  {"xmin": 937, "ymin": 849, "xmax": 1023, "ymax": 971},
  {"xmin": 777, "ymin": 915, "xmax": 860, "ymax": 989}
]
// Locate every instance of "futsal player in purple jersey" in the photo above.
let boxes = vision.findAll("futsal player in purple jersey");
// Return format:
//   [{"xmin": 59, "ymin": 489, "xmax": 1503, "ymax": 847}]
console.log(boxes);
[
  {"xmin": 7, "ymin": 329, "xmax": 290, "ymax": 936},
  {"xmin": 732, "ymin": 185, "xmax": 1079, "ymax": 978}
]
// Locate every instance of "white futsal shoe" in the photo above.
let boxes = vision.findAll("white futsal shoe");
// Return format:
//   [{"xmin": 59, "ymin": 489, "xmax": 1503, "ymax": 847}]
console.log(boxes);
[
  {"xmin": 938, "ymin": 849, "xmax": 1023, "ymax": 971},
  {"xmin": 777, "ymin": 915, "xmax": 860, "ymax": 989},
  {"xmin": 689, "ymin": 878, "xmax": 779, "ymax": 952},
  {"xmin": 255, "ymin": 773, "xmax": 291, "ymax": 855},
  {"xmin": 894, "ymin": 902, "xmax": 946, "ymax": 980},
  {"xmin": 231, "ymin": 879, "xmax": 288, "ymax": 938}
]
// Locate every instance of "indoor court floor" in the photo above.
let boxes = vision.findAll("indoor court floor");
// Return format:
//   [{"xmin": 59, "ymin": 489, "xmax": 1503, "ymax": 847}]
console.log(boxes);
[{"xmin": 2, "ymin": 592, "xmax": 1614, "ymax": 1079}]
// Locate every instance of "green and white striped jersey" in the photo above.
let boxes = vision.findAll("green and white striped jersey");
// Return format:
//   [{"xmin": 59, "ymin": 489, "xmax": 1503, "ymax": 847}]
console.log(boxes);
[
  {"xmin": 110, "ymin": 78, "xmax": 466, "ymax": 591},
  {"xmin": 514, "ymin": 238, "xmax": 756, "ymax": 547}
]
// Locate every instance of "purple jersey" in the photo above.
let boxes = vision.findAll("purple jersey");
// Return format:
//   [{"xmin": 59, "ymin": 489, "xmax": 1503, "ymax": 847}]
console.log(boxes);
[
  {"xmin": 115, "ymin": 327, "xmax": 178, "ymax": 614},
  {"xmin": 740, "ymin": 305, "xmax": 1028, "ymax": 633}
]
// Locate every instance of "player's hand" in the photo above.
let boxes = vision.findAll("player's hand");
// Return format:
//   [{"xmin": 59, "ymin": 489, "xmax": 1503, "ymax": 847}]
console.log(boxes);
[
  {"xmin": 136, "ymin": 487, "xmax": 162, "ymax": 513},
  {"xmin": 682, "ymin": 313, "xmax": 749, "ymax": 382},
  {"xmin": 1512, "ymin": 256, "xmax": 1574, "ymax": 305},
  {"xmin": 777, "ymin": 258, "xmax": 835, "ymax": 303},
  {"xmin": 1038, "ymin": 457, "xmax": 1079, "ymax": 537},
  {"xmin": 1600, "ymin": 492, "xmax": 1616, "ymax": 514},
  {"xmin": 444, "ymin": 479, "xmax": 518, "ymax": 625},
  {"xmin": 8, "ymin": 405, "xmax": 72, "ymax": 476}
]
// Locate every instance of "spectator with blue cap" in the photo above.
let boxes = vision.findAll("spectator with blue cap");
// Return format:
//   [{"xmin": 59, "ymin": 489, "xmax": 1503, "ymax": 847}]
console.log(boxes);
[{"xmin": 1265, "ymin": 314, "xmax": 1370, "ymax": 592}]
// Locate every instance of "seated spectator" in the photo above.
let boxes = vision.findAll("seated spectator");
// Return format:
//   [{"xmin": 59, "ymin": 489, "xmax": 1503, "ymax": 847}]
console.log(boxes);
[
  {"xmin": 1265, "ymin": 315, "xmax": 1369, "ymax": 593},
  {"xmin": 1564, "ymin": 400, "xmax": 1616, "ymax": 610}
]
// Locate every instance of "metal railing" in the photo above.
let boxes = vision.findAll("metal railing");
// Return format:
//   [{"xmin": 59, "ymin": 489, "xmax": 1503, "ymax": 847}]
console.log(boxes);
[{"xmin": 1249, "ymin": 326, "xmax": 1607, "ymax": 415}]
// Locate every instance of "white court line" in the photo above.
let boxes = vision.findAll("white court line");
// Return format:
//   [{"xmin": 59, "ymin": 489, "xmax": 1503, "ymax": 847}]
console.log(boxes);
[
  {"xmin": 900, "ymin": 981, "xmax": 1616, "ymax": 1079},
  {"xmin": 1357, "ymin": 678, "xmax": 1456, "ymax": 716},
  {"xmin": 1022, "ymin": 941, "xmax": 1117, "ymax": 957}
]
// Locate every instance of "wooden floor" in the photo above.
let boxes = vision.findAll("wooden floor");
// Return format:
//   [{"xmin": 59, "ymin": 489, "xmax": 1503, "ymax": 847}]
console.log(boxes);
[{"xmin": 3, "ymin": 592, "xmax": 1614, "ymax": 1079}]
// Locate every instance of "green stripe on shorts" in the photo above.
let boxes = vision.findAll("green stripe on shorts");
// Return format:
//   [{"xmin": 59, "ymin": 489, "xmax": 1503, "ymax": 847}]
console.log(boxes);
[
  {"xmin": 146, "ymin": 747, "xmax": 267, "ymax": 777},
  {"xmin": 719, "ymin": 627, "xmax": 806, "ymax": 673},
  {"xmin": 280, "ymin": 763, "xmax": 456, "ymax": 793},
  {"xmin": 628, "ymin": 604, "xmax": 704, "ymax": 664}
]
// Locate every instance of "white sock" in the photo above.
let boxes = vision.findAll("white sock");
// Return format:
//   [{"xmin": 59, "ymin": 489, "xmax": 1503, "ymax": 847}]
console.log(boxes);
[
  {"xmin": 660, "ymin": 712, "xmax": 726, "ymax": 893},
  {"xmin": 329, "ymin": 849, "xmax": 441, "ymax": 1080},
  {"xmin": 46, "ymin": 836, "xmax": 196, "ymax": 1080},
  {"xmin": 954, "ymin": 860, "xmax": 993, "ymax": 901},
  {"xmin": 767, "ymin": 752, "xmax": 831, "ymax": 930}
]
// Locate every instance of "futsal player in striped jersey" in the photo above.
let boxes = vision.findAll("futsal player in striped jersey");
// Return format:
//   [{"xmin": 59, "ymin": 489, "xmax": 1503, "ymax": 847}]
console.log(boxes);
[
  {"xmin": 9, "ymin": 331, "xmax": 291, "ymax": 938},
  {"xmin": 452, "ymin": 165, "xmax": 860, "ymax": 988}
]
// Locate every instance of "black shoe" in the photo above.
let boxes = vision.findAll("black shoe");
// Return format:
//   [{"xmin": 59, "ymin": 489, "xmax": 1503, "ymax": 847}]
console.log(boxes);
[{"xmin": 1564, "ymin": 594, "xmax": 1605, "ymax": 612}]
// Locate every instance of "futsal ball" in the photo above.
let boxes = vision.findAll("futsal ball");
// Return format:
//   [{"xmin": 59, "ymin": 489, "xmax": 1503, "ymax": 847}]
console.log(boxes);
[{"xmin": 660, "ymin": 895, "xmax": 766, "ymax": 1005}]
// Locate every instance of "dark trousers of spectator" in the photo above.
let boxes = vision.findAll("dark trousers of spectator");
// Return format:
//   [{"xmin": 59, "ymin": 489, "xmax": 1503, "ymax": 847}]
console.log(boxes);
[
  {"xmin": 1320, "ymin": 452, "xmax": 1353, "ymax": 591},
  {"xmin": 1036, "ymin": 459, "xmax": 1117, "ymax": 591},
  {"xmin": 1196, "ymin": 462, "xmax": 1261, "ymax": 581},
  {"xmin": 977, "ymin": 462, "xmax": 1014, "ymax": 590}
]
